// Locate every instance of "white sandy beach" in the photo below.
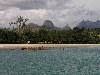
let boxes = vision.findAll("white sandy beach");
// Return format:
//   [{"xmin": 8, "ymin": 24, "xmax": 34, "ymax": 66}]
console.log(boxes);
[{"xmin": 0, "ymin": 44, "xmax": 100, "ymax": 49}]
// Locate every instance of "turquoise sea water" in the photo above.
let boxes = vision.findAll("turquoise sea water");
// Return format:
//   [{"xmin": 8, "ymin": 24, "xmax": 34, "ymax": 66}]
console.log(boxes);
[{"xmin": 0, "ymin": 48, "xmax": 100, "ymax": 75}]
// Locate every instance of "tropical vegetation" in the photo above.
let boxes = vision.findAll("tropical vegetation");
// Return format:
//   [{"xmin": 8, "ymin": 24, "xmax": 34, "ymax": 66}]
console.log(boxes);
[{"xmin": 0, "ymin": 16, "xmax": 100, "ymax": 44}]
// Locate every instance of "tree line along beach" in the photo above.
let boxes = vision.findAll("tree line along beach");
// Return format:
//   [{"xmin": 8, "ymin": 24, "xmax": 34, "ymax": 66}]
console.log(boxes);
[{"xmin": 1, "ymin": 16, "xmax": 100, "ymax": 44}]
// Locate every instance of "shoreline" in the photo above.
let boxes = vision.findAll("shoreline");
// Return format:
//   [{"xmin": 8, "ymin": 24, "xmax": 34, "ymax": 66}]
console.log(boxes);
[{"xmin": 0, "ymin": 44, "xmax": 100, "ymax": 50}]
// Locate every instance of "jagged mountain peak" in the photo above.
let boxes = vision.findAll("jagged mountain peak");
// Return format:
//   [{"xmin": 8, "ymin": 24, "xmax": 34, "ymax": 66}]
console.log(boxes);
[
  {"xmin": 42, "ymin": 20, "xmax": 55, "ymax": 29},
  {"xmin": 76, "ymin": 20, "xmax": 100, "ymax": 29}
]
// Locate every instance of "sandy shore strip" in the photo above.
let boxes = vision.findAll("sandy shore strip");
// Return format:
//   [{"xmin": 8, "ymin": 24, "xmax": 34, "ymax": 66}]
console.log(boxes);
[{"xmin": 0, "ymin": 44, "xmax": 100, "ymax": 49}]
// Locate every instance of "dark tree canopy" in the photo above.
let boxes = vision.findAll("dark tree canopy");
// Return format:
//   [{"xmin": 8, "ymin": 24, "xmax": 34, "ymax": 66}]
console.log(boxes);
[{"xmin": 0, "ymin": 16, "xmax": 100, "ymax": 44}]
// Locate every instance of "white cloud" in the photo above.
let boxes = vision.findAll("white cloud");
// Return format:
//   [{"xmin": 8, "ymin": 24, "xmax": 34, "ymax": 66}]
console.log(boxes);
[
  {"xmin": 73, "ymin": 0, "xmax": 100, "ymax": 10},
  {"xmin": 0, "ymin": 8, "xmax": 48, "ymax": 27},
  {"xmin": 0, "ymin": 0, "xmax": 100, "ymax": 28}
]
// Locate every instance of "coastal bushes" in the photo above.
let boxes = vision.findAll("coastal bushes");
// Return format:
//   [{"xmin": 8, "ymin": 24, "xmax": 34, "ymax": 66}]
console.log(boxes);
[
  {"xmin": 0, "ymin": 16, "xmax": 100, "ymax": 44},
  {"xmin": 0, "ymin": 27, "xmax": 100, "ymax": 44}
]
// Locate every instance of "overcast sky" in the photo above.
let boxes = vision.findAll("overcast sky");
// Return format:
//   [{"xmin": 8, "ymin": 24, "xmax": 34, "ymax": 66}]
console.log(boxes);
[{"xmin": 0, "ymin": 0, "xmax": 100, "ymax": 28}]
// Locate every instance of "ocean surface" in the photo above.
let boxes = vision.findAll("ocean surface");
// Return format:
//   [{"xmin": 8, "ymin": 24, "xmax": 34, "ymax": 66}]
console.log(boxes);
[{"xmin": 0, "ymin": 47, "xmax": 100, "ymax": 75}]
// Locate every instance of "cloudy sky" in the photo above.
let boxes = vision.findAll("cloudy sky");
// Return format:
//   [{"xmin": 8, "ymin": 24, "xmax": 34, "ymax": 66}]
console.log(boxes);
[{"xmin": 0, "ymin": 0, "xmax": 100, "ymax": 28}]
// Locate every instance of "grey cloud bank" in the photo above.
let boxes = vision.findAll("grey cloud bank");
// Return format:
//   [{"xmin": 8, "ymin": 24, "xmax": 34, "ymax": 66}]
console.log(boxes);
[{"xmin": 0, "ymin": 0, "xmax": 100, "ymax": 28}]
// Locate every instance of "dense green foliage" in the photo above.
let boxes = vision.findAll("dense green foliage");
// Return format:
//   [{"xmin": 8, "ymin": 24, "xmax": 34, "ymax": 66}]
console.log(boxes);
[
  {"xmin": 0, "ymin": 16, "xmax": 100, "ymax": 44},
  {"xmin": 0, "ymin": 27, "xmax": 100, "ymax": 44}
]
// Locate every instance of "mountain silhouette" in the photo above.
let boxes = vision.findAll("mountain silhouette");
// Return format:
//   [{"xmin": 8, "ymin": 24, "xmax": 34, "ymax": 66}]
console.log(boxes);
[{"xmin": 77, "ymin": 20, "xmax": 100, "ymax": 29}]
